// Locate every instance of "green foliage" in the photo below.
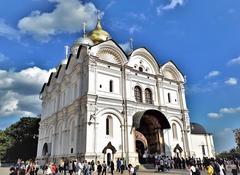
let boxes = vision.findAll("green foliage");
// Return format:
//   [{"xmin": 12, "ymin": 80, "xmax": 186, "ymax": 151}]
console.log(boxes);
[
  {"xmin": 217, "ymin": 147, "xmax": 240, "ymax": 159},
  {"xmin": 0, "ymin": 117, "xmax": 40, "ymax": 162}
]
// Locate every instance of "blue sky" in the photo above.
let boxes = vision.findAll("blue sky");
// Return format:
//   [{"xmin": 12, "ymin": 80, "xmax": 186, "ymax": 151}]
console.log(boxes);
[{"xmin": 0, "ymin": 0, "xmax": 239, "ymax": 152}]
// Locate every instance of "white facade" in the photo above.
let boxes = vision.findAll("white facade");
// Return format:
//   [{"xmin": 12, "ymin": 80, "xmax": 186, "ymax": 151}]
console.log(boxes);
[{"xmin": 36, "ymin": 20, "xmax": 215, "ymax": 165}]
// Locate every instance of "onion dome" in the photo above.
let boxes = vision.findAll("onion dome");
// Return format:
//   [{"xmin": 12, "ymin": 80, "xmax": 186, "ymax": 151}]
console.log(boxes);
[
  {"xmin": 190, "ymin": 122, "xmax": 207, "ymax": 134},
  {"xmin": 70, "ymin": 37, "xmax": 94, "ymax": 55},
  {"xmin": 87, "ymin": 18, "xmax": 111, "ymax": 44}
]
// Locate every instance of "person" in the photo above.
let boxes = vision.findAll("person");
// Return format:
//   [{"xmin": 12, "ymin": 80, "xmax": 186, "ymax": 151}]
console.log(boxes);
[
  {"xmin": 206, "ymin": 161, "xmax": 214, "ymax": 175},
  {"xmin": 9, "ymin": 167, "xmax": 16, "ymax": 175},
  {"xmin": 231, "ymin": 163, "xmax": 238, "ymax": 175},
  {"xmin": 117, "ymin": 158, "xmax": 121, "ymax": 172},
  {"xmin": 69, "ymin": 161, "xmax": 74, "ymax": 175},
  {"xmin": 189, "ymin": 162, "xmax": 196, "ymax": 175},
  {"xmin": 110, "ymin": 161, "xmax": 114, "ymax": 175},
  {"xmin": 97, "ymin": 161, "xmax": 102, "ymax": 175},
  {"xmin": 102, "ymin": 161, "xmax": 107, "ymax": 175}
]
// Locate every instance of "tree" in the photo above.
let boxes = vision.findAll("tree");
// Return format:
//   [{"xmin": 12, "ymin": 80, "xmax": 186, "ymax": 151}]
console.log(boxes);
[{"xmin": 0, "ymin": 117, "xmax": 40, "ymax": 162}]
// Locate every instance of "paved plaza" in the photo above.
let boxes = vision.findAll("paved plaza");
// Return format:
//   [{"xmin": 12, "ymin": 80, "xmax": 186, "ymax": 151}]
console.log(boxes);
[{"xmin": 0, "ymin": 167, "xmax": 235, "ymax": 175}]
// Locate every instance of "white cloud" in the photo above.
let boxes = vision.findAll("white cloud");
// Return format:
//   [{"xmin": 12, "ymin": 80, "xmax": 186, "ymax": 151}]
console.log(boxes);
[
  {"xmin": 156, "ymin": 0, "xmax": 185, "ymax": 15},
  {"xmin": 105, "ymin": 0, "xmax": 116, "ymax": 10},
  {"xmin": 18, "ymin": 0, "xmax": 99, "ymax": 42},
  {"xmin": 0, "ymin": 67, "xmax": 55, "ymax": 117},
  {"xmin": 208, "ymin": 113, "xmax": 222, "ymax": 119},
  {"xmin": 129, "ymin": 25, "xmax": 142, "ymax": 35},
  {"xmin": 220, "ymin": 107, "xmax": 240, "ymax": 114},
  {"xmin": 0, "ymin": 19, "xmax": 21, "ymax": 41},
  {"xmin": 0, "ymin": 52, "xmax": 9, "ymax": 62},
  {"xmin": 228, "ymin": 56, "xmax": 240, "ymax": 65},
  {"xmin": 187, "ymin": 81, "xmax": 219, "ymax": 94},
  {"xmin": 205, "ymin": 70, "xmax": 220, "ymax": 79},
  {"xmin": 225, "ymin": 77, "xmax": 238, "ymax": 86},
  {"xmin": 208, "ymin": 106, "xmax": 240, "ymax": 119}
]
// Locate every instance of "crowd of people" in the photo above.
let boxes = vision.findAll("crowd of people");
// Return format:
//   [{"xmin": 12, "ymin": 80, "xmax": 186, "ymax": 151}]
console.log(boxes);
[
  {"xmin": 8, "ymin": 156, "xmax": 240, "ymax": 175},
  {"xmin": 8, "ymin": 158, "xmax": 137, "ymax": 175}
]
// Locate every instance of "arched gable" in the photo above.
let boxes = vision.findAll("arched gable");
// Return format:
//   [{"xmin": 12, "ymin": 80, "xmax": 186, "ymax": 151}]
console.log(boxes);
[
  {"xmin": 89, "ymin": 40, "xmax": 128, "ymax": 65},
  {"xmin": 168, "ymin": 116, "xmax": 183, "ymax": 130},
  {"xmin": 95, "ymin": 108, "xmax": 123, "ymax": 125},
  {"xmin": 161, "ymin": 61, "xmax": 185, "ymax": 82},
  {"xmin": 128, "ymin": 48, "xmax": 160, "ymax": 75}
]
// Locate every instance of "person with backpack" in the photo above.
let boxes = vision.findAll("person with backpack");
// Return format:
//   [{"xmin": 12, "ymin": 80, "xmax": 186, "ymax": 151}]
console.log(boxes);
[{"xmin": 206, "ymin": 161, "xmax": 214, "ymax": 175}]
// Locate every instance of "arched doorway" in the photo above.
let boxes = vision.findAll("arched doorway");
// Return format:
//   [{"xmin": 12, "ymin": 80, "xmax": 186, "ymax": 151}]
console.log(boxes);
[
  {"xmin": 42, "ymin": 143, "xmax": 48, "ymax": 156},
  {"xmin": 102, "ymin": 142, "xmax": 117, "ymax": 166},
  {"xmin": 133, "ymin": 110, "xmax": 171, "ymax": 163}
]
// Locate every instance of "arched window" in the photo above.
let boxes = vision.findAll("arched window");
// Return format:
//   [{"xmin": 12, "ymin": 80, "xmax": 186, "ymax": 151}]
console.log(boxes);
[
  {"xmin": 172, "ymin": 123, "xmax": 178, "ymax": 139},
  {"xmin": 109, "ymin": 80, "xmax": 113, "ymax": 92},
  {"xmin": 134, "ymin": 86, "xmax": 142, "ymax": 102},
  {"xmin": 139, "ymin": 67, "xmax": 143, "ymax": 72},
  {"xmin": 106, "ymin": 116, "xmax": 113, "ymax": 136},
  {"xmin": 71, "ymin": 121, "xmax": 75, "ymax": 143},
  {"xmin": 145, "ymin": 88, "xmax": 153, "ymax": 104},
  {"xmin": 167, "ymin": 93, "xmax": 171, "ymax": 103}
]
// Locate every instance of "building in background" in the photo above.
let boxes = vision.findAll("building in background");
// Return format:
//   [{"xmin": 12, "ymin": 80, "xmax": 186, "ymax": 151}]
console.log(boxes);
[{"xmin": 36, "ymin": 17, "xmax": 215, "ymax": 165}]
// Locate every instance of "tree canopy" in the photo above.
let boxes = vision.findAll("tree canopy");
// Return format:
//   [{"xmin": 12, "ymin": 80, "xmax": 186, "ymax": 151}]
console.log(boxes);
[{"xmin": 0, "ymin": 117, "xmax": 40, "ymax": 162}]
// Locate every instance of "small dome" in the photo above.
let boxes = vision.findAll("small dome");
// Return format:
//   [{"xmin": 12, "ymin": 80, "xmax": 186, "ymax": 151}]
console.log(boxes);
[
  {"xmin": 191, "ymin": 122, "xmax": 207, "ymax": 134},
  {"xmin": 87, "ymin": 18, "xmax": 111, "ymax": 44},
  {"xmin": 70, "ymin": 37, "xmax": 93, "ymax": 55}
]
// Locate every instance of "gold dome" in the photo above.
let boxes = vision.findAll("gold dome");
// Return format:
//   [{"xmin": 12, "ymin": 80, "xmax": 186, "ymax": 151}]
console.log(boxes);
[{"xmin": 88, "ymin": 19, "xmax": 111, "ymax": 44}]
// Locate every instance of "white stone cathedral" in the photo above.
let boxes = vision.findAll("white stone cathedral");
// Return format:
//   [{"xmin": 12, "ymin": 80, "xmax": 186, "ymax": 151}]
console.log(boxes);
[{"xmin": 36, "ymin": 18, "xmax": 215, "ymax": 165}]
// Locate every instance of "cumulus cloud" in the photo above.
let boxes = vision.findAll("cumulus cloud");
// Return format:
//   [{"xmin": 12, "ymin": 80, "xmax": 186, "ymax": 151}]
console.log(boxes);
[
  {"xmin": 205, "ymin": 70, "xmax": 220, "ymax": 79},
  {"xmin": 228, "ymin": 56, "xmax": 240, "ymax": 65},
  {"xmin": 157, "ymin": 0, "xmax": 184, "ymax": 14},
  {"xmin": 0, "ymin": 52, "xmax": 9, "ymax": 62},
  {"xmin": 225, "ymin": 77, "xmax": 238, "ymax": 86},
  {"xmin": 18, "ymin": 0, "xmax": 99, "ymax": 42},
  {"xmin": 0, "ymin": 19, "xmax": 21, "ymax": 41},
  {"xmin": 208, "ymin": 106, "xmax": 240, "ymax": 119},
  {"xmin": 208, "ymin": 113, "xmax": 222, "ymax": 119},
  {"xmin": 0, "ymin": 67, "xmax": 55, "ymax": 118}
]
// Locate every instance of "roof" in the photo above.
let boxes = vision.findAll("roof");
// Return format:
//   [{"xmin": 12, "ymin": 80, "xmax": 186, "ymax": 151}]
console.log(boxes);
[{"xmin": 190, "ymin": 122, "xmax": 208, "ymax": 134}]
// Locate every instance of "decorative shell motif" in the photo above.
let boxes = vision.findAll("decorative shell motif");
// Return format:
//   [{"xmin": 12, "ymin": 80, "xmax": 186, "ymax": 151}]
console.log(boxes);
[{"xmin": 96, "ymin": 47, "xmax": 123, "ymax": 64}]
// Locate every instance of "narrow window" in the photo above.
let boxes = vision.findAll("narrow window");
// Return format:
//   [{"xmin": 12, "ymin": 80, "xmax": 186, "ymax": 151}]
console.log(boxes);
[
  {"xmin": 202, "ymin": 145, "xmax": 206, "ymax": 156},
  {"xmin": 172, "ymin": 123, "xmax": 178, "ymax": 139},
  {"xmin": 134, "ymin": 86, "xmax": 142, "ymax": 102},
  {"xmin": 109, "ymin": 80, "xmax": 113, "ymax": 92},
  {"xmin": 106, "ymin": 116, "xmax": 113, "ymax": 136},
  {"xmin": 145, "ymin": 88, "xmax": 153, "ymax": 104},
  {"xmin": 106, "ymin": 118, "xmax": 109, "ymax": 135},
  {"xmin": 168, "ymin": 93, "xmax": 171, "ymax": 103}
]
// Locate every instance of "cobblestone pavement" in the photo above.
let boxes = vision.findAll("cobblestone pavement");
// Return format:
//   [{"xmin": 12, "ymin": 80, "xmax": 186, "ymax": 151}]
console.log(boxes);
[{"xmin": 0, "ymin": 167, "xmax": 234, "ymax": 175}]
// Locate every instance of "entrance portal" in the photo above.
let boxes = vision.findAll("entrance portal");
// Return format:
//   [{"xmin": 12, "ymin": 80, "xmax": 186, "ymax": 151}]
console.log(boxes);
[{"xmin": 133, "ymin": 110, "xmax": 171, "ymax": 163}]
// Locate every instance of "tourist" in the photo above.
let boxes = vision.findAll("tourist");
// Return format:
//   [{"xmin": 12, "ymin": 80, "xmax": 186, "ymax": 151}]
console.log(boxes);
[
  {"xmin": 110, "ymin": 161, "xmax": 114, "ymax": 175},
  {"xmin": 9, "ymin": 167, "xmax": 16, "ymax": 175},
  {"xmin": 120, "ymin": 159, "xmax": 125, "ymax": 174},
  {"xmin": 231, "ymin": 163, "xmax": 238, "ymax": 175},
  {"xmin": 76, "ymin": 160, "xmax": 83, "ymax": 175},
  {"xmin": 116, "ymin": 158, "xmax": 121, "ymax": 172},
  {"xmin": 206, "ymin": 161, "xmax": 214, "ymax": 175},
  {"xmin": 101, "ymin": 161, "xmax": 107, "ymax": 175},
  {"xmin": 97, "ymin": 161, "xmax": 102, "ymax": 175},
  {"xmin": 69, "ymin": 161, "xmax": 74, "ymax": 175}
]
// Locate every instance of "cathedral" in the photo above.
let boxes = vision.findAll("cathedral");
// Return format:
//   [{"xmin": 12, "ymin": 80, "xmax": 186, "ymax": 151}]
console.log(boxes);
[{"xmin": 36, "ymin": 17, "xmax": 215, "ymax": 165}]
